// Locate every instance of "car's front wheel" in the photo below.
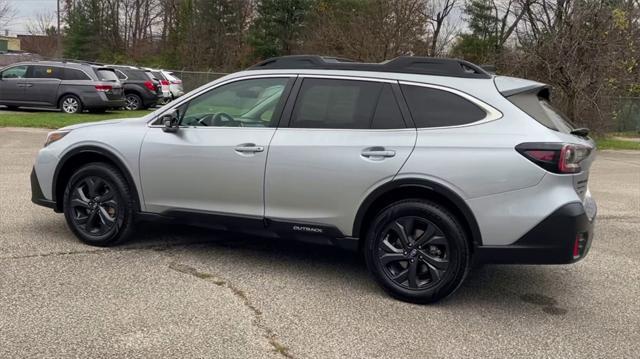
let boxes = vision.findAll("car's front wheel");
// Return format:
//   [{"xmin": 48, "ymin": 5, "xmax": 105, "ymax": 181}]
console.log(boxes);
[
  {"xmin": 63, "ymin": 163, "xmax": 135, "ymax": 246},
  {"xmin": 364, "ymin": 200, "xmax": 470, "ymax": 303},
  {"xmin": 60, "ymin": 95, "xmax": 83, "ymax": 114}
]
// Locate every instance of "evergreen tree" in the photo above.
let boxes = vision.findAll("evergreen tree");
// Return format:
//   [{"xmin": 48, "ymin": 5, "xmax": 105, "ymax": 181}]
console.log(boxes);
[
  {"xmin": 249, "ymin": 0, "xmax": 315, "ymax": 59},
  {"xmin": 63, "ymin": 0, "xmax": 103, "ymax": 60},
  {"xmin": 452, "ymin": 0, "xmax": 500, "ymax": 63}
]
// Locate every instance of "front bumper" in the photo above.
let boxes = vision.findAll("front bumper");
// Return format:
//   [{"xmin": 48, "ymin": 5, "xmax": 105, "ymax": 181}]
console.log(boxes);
[
  {"xmin": 31, "ymin": 167, "xmax": 56, "ymax": 209},
  {"xmin": 475, "ymin": 202, "xmax": 595, "ymax": 264}
]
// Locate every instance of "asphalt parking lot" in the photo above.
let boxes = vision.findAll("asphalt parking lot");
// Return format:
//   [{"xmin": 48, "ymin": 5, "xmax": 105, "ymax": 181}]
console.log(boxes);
[{"xmin": 1, "ymin": 127, "xmax": 639, "ymax": 358}]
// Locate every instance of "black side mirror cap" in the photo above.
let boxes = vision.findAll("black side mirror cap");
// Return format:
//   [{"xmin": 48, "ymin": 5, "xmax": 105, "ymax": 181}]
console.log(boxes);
[{"xmin": 161, "ymin": 111, "xmax": 179, "ymax": 133}]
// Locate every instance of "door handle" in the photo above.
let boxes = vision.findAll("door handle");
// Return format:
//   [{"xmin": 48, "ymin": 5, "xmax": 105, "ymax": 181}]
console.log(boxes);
[
  {"xmin": 234, "ymin": 144, "xmax": 265, "ymax": 153},
  {"xmin": 361, "ymin": 147, "xmax": 396, "ymax": 159},
  {"xmin": 22, "ymin": 83, "xmax": 33, "ymax": 87}
]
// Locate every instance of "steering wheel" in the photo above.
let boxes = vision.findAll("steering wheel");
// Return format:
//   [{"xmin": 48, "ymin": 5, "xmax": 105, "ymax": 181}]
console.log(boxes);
[
  {"xmin": 196, "ymin": 114, "xmax": 213, "ymax": 126},
  {"xmin": 212, "ymin": 112, "xmax": 236, "ymax": 126}
]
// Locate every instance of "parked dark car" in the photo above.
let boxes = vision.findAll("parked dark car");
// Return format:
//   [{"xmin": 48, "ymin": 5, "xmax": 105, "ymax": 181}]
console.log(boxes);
[
  {"xmin": 109, "ymin": 65, "xmax": 162, "ymax": 110},
  {"xmin": 0, "ymin": 61, "xmax": 125, "ymax": 113}
]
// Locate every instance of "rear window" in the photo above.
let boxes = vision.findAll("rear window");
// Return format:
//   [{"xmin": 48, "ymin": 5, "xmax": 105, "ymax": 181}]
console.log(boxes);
[
  {"xmin": 95, "ymin": 68, "xmax": 118, "ymax": 82},
  {"xmin": 507, "ymin": 90, "xmax": 575, "ymax": 133},
  {"xmin": 116, "ymin": 68, "xmax": 148, "ymax": 81},
  {"xmin": 400, "ymin": 85, "xmax": 487, "ymax": 128}
]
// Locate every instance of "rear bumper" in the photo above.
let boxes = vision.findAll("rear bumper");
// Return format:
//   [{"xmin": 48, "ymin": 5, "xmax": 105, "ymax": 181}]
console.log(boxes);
[
  {"xmin": 31, "ymin": 167, "xmax": 56, "ymax": 210},
  {"xmin": 475, "ymin": 202, "xmax": 595, "ymax": 264}
]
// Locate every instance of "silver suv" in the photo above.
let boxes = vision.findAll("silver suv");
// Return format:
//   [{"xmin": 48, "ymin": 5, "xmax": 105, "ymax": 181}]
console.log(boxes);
[{"xmin": 31, "ymin": 56, "xmax": 597, "ymax": 303}]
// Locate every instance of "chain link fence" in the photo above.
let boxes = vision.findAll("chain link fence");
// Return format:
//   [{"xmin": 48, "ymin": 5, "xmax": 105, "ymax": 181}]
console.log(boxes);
[
  {"xmin": 166, "ymin": 70, "xmax": 228, "ymax": 92},
  {"xmin": 612, "ymin": 97, "xmax": 640, "ymax": 133}
]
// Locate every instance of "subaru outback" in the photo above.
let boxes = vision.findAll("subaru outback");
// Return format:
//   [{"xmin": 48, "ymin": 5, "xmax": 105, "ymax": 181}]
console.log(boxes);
[{"xmin": 31, "ymin": 56, "xmax": 597, "ymax": 303}]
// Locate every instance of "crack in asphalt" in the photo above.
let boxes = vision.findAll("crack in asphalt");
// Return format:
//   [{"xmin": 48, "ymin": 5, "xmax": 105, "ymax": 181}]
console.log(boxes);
[
  {"xmin": 0, "ymin": 241, "xmax": 212, "ymax": 262},
  {"xmin": 168, "ymin": 261, "xmax": 294, "ymax": 359}
]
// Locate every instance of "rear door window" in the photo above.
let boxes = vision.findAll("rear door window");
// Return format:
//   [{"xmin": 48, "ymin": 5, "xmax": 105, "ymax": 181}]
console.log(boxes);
[
  {"xmin": 290, "ymin": 79, "xmax": 404, "ymax": 129},
  {"xmin": 400, "ymin": 84, "xmax": 487, "ymax": 128},
  {"xmin": 371, "ymin": 85, "xmax": 405, "ymax": 129},
  {"xmin": 27, "ymin": 65, "xmax": 63, "ymax": 79}
]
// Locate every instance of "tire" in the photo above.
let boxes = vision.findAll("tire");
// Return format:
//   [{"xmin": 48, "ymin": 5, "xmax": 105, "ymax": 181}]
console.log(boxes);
[
  {"xmin": 364, "ymin": 200, "xmax": 470, "ymax": 304},
  {"xmin": 63, "ymin": 162, "xmax": 136, "ymax": 246},
  {"xmin": 60, "ymin": 95, "xmax": 83, "ymax": 114},
  {"xmin": 124, "ymin": 93, "xmax": 142, "ymax": 111}
]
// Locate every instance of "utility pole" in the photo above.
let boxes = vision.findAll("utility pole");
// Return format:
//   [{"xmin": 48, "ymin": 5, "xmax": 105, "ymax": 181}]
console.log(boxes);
[{"xmin": 56, "ymin": 0, "xmax": 62, "ymax": 56}]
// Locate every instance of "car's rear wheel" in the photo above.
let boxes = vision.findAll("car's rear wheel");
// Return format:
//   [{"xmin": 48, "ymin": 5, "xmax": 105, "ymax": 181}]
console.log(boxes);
[
  {"xmin": 63, "ymin": 163, "xmax": 135, "ymax": 246},
  {"xmin": 60, "ymin": 95, "xmax": 83, "ymax": 114},
  {"xmin": 364, "ymin": 200, "xmax": 470, "ymax": 303},
  {"xmin": 124, "ymin": 93, "xmax": 142, "ymax": 111}
]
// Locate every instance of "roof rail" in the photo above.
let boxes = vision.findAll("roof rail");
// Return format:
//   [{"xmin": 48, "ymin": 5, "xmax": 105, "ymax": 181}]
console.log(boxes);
[
  {"xmin": 247, "ymin": 55, "xmax": 492, "ymax": 79},
  {"xmin": 37, "ymin": 58, "xmax": 105, "ymax": 66}
]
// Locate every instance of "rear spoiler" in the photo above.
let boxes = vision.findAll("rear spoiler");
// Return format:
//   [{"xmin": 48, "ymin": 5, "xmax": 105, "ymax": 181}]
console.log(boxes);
[{"xmin": 494, "ymin": 76, "xmax": 549, "ymax": 98}]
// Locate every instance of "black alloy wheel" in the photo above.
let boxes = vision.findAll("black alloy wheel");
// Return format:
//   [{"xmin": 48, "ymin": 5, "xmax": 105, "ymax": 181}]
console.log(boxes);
[
  {"xmin": 69, "ymin": 176, "xmax": 119, "ymax": 236},
  {"xmin": 125, "ymin": 93, "xmax": 142, "ymax": 111},
  {"xmin": 63, "ymin": 163, "xmax": 135, "ymax": 246},
  {"xmin": 377, "ymin": 216, "xmax": 449, "ymax": 289},
  {"xmin": 365, "ymin": 200, "xmax": 470, "ymax": 303}
]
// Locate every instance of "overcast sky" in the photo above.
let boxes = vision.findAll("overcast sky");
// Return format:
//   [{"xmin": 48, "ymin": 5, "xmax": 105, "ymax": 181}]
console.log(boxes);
[{"xmin": 5, "ymin": 0, "xmax": 58, "ymax": 35}]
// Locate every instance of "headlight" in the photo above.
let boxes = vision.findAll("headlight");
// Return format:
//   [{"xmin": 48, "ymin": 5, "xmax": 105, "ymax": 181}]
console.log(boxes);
[{"xmin": 44, "ymin": 130, "xmax": 70, "ymax": 147}]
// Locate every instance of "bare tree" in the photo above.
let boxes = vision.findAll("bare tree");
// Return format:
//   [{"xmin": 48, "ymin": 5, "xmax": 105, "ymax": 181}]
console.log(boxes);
[
  {"xmin": 302, "ymin": 0, "xmax": 429, "ymax": 62},
  {"xmin": 0, "ymin": 0, "xmax": 15, "ymax": 30},
  {"xmin": 26, "ymin": 12, "xmax": 56, "ymax": 35},
  {"xmin": 425, "ymin": 0, "xmax": 457, "ymax": 56}
]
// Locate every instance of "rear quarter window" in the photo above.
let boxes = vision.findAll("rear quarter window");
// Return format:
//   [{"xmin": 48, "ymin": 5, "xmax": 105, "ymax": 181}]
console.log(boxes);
[
  {"xmin": 64, "ymin": 68, "xmax": 91, "ymax": 80},
  {"xmin": 400, "ymin": 85, "xmax": 487, "ymax": 128},
  {"xmin": 507, "ymin": 91, "xmax": 576, "ymax": 133}
]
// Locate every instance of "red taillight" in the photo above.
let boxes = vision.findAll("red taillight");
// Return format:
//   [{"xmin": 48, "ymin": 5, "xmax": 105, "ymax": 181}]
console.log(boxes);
[
  {"xmin": 573, "ymin": 233, "xmax": 587, "ymax": 259},
  {"xmin": 160, "ymin": 80, "xmax": 170, "ymax": 86},
  {"xmin": 95, "ymin": 85, "xmax": 112, "ymax": 92},
  {"xmin": 516, "ymin": 143, "xmax": 591, "ymax": 174},
  {"xmin": 144, "ymin": 80, "xmax": 156, "ymax": 92},
  {"xmin": 524, "ymin": 150, "xmax": 556, "ymax": 162}
]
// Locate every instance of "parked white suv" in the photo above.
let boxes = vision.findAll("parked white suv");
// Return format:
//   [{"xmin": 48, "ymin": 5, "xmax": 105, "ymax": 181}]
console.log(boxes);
[{"xmin": 31, "ymin": 56, "xmax": 597, "ymax": 303}]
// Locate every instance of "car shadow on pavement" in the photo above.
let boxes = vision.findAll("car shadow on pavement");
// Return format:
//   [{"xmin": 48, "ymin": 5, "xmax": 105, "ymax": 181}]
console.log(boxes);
[{"xmin": 123, "ymin": 222, "xmax": 576, "ymax": 313}]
